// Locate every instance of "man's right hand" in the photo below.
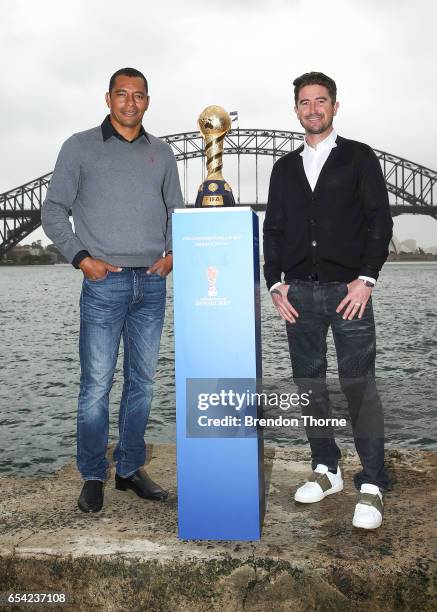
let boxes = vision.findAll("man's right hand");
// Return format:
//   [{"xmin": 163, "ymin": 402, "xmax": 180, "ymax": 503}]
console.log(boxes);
[
  {"xmin": 79, "ymin": 257, "xmax": 122, "ymax": 280},
  {"xmin": 270, "ymin": 283, "xmax": 299, "ymax": 324}
]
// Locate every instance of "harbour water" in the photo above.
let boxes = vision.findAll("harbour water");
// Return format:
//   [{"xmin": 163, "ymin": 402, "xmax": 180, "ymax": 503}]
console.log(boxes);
[{"xmin": 1, "ymin": 262, "xmax": 436, "ymax": 476}]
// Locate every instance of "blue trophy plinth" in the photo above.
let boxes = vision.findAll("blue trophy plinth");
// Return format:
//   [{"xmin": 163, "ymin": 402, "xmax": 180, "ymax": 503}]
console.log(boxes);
[{"xmin": 173, "ymin": 207, "xmax": 264, "ymax": 540}]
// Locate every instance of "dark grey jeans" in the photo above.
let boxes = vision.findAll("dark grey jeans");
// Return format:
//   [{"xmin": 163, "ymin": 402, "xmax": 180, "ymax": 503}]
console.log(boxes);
[{"xmin": 285, "ymin": 279, "xmax": 391, "ymax": 491}]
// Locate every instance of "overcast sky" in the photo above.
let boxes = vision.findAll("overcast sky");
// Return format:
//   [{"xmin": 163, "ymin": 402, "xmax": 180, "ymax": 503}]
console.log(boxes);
[{"xmin": 1, "ymin": 0, "xmax": 436, "ymax": 246}]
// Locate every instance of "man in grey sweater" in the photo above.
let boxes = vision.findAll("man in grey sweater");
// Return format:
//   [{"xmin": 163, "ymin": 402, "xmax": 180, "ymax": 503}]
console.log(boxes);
[{"xmin": 42, "ymin": 67, "xmax": 184, "ymax": 513}]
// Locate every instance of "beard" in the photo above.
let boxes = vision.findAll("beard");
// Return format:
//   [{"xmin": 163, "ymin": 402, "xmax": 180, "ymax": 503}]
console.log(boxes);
[{"xmin": 300, "ymin": 114, "xmax": 333, "ymax": 135}]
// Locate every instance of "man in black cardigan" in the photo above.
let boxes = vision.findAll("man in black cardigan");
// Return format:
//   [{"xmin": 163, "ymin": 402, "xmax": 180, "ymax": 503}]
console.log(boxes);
[{"xmin": 263, "ymin": 72, "xmax": 393, "ymax": 529}]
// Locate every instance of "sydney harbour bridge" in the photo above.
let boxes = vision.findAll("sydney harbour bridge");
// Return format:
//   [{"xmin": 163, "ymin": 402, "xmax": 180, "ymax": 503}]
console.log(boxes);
[{"xmin": 1, "ymin": 128, "xmax": 436, "ymax": 258}]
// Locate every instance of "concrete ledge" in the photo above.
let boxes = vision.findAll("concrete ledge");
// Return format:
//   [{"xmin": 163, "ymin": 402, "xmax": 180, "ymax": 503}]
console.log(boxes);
[{"xmin": 1, "ymin": 445, "xmax": 436, "ymax": 610}]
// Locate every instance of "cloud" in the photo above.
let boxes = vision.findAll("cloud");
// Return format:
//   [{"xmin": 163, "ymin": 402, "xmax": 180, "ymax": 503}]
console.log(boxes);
[{"xmin": 1, "ymin": 0, "xmax": 436, "ymax": 245}]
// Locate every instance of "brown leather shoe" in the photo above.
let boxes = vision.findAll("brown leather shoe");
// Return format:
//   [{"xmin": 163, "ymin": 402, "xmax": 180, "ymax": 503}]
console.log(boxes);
[{"xmin": 115, "ymin": 469, "xmax": 168, "ymax": 501}]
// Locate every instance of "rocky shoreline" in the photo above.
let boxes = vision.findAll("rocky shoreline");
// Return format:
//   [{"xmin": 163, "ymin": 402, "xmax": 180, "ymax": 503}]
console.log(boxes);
[{"xmin": 1, "ymin": 444, "xmax": 435, "ymax": 611}]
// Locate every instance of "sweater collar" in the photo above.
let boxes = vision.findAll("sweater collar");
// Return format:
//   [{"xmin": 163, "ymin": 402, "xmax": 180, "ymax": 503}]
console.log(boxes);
[{"xmin": 101, "ymin": 115, "xmax": 150, "ymax": 144}]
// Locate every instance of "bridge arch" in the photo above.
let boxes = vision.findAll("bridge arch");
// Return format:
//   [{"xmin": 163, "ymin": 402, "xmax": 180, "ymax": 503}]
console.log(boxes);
[
  {"xmin": 161, "ymin": 129, "xmax": 436, "ymax": 216},
  {"xmin": 1, "ymin": 128, "xmax": 436, "ymax": 256}
]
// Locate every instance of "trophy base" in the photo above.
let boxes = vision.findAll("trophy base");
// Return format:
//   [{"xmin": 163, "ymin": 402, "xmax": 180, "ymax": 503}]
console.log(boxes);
[{"xmin": 195, "ymin": 180, "xmax": 235, "ymax": 207}]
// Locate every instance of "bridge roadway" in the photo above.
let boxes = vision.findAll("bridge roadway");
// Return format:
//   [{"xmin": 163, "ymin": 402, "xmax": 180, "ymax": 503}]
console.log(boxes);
[{"xmin": 1, "ymin": 129, "xmax": 436, "ymax": 257}]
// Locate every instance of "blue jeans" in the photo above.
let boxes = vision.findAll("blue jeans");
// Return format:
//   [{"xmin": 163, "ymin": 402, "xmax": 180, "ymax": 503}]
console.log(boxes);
[
  {"xmin": 77, "ymin": 268, "xmax": 166, "ymax": 481},
  {"xmin": 286, "ymin": 280, "xmax": 391, "ymax": 491}
]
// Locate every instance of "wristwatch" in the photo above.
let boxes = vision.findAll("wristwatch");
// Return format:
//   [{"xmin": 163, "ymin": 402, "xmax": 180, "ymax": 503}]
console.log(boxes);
[{"xmin": 362, "ymin": 279, "xmax": 375, "ymax": 288}]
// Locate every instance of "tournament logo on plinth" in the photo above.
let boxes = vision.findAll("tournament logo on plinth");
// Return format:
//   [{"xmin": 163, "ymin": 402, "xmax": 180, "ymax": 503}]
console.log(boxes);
[
  {"xmin": 194, "ymin": 265, "xmax": 230, "ymax": 307},
  {"xmin": 207, "ymin": 266, "xmax": 218, "ymax": 296}
]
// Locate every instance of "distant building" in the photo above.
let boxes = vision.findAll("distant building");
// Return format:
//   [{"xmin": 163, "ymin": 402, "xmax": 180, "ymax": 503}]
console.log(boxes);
[
  {"xmin": 399, "ymin": 239, "xmax": 417, "ymax": 254},
  {"xmin": 389, "ymin": 235, "xmax": 401, "ymax": 253},
  {"xmin": 4, "ymin": 242, "xmax": 62, "ymax": 264},
  {"xmin": 30, "ymin": 240, "xmax": 44, "ymax": 256}
]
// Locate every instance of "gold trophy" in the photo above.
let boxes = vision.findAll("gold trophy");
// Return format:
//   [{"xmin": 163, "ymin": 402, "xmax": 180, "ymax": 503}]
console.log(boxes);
[{"xmin": 195, "ymin": 105, "xmax": 235, "ymax": 207}]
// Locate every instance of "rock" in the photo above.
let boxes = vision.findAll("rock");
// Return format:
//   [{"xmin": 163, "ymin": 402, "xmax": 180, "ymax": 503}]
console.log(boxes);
[{"xmin": 0, "ymin": 444, "xmax": 435, "ymax": 611}]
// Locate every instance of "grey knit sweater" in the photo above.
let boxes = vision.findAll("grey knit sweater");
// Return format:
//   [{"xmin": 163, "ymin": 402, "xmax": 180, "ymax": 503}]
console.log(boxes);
[{"xmin": 42, "ymin": 124, "xmax": 184, "ymax": 267}]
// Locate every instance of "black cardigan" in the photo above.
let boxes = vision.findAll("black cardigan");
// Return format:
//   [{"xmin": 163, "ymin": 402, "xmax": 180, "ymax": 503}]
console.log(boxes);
[{"xmin": 263, "ymin": 136, "xmax": 393, "ymax": 288}]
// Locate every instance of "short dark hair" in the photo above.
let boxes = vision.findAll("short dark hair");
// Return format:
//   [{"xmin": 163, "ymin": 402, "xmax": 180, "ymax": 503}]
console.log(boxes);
[
  {"xmin": 109, "ymin": 67, "xmax": 148, "ymax": 94},
  {"xmin": 293, "ymin": 72, "xmax": 337, "ymax": 104}
]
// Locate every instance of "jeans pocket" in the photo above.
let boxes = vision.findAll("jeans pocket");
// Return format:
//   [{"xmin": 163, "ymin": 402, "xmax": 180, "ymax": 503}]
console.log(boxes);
[
  {"xmin": 338, "ymin": 281, "xmax": 348, "ymax": 295},
  {"xmin": 86, "ymin": 272, "xmax": 109, "ymax": 283}
]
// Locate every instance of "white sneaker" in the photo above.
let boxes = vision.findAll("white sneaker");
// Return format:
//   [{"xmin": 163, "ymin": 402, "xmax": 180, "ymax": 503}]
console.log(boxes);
[
  {"xmin": 352, "ymin": 483, "xmax": 383, "ymax": 529},
  {"xmin": 294, "ymin": 464, "xmax": 343, "ymax": 503}
]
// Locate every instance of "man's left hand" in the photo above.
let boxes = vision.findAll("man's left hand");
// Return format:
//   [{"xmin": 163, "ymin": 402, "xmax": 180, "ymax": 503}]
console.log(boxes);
[
  {"xmin": 147, "ymin": 254, "xmax": 173, "ymax": 277},
  {"xmin": 336, "ymin": 279, "xmax": 372, "ymax": 320}
]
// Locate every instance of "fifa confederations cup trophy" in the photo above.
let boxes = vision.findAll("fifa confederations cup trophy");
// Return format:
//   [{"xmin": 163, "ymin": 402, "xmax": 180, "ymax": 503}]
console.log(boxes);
[{"xmin": 195, "ymin": 105, "xmax": 236, "ymax": 207}]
